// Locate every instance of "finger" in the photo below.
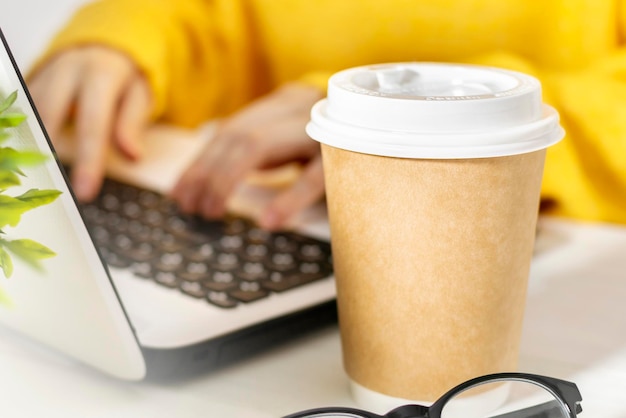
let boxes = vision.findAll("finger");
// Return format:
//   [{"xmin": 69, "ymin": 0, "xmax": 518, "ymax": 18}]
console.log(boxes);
[
  {"xmin": 113, "ymin": 75, "xmax": 152, "ymax": 160},
  {"xmin": 258, "ymin": 153, "xmax": 325, "ymax": 230},
  {"xmin": 170, "ymin": 160, "xmax": 211, "ymax": 214},
  {"xmin": 72, "ymin": 68, "xmax": 130, "ymax": 201},
  {"xmin": 27, "ymin": 57, "xmax": 81, "ymax": 141},
  {"xmin": 172, "ymin": 131, "xmax": 265, "ymax": 218},
  {"xmin": 199, "ymin": 129, "xmax": 265, "ymax": 217}
]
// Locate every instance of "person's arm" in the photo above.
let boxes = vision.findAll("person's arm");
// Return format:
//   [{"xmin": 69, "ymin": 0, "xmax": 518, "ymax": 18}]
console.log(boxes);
[
  {"xmin": 465, "ymin": 46, "xmax": 626, "ymax": 224},
  {"xmin": 28, "ymin": 0, "xmax": 262, "ymax": 201},
  {"xmin": 538, "ymin": 51, "xmax": 626, "ymax": 224}
]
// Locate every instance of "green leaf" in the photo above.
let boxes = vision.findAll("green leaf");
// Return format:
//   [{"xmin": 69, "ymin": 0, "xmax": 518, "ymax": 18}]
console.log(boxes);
[
  {"xmin": 4, "ymin": 239, "xmax": 55, "ymax": 271},
  {"xmin": 0, "ymin": 190, "xmax": 61, "ymax": 229},
  {"xmin": 0, "ymin": 113, "xmax": 27, "ymax": 128},
  {"xmin": 0, "ymin": 131, "xmax": 10, "ymax": 145},
  {"xmin": 0, "ymin": 195, "xmax": 29, "ymax": 228},
  {"xmin": 0, "ymin": 245, "xmax": 14, "ymax": 278},
  {"xmin": 0, "ymin": 169, "xmax": 20, "ymax": 189},
  {"xmin": 6, "ymin": 239, "xmax": 56, "ymax": 258},
  {"xmin": 0, "ymin": 91, "xmax": 17, "ymax": 114},
  {"xmin": 16, "ymin": 188, "xmax": 62, "ymax": 209},
  {"xmin": 0, "ymin": 147, "xmax": 47, "ymax": 172}
]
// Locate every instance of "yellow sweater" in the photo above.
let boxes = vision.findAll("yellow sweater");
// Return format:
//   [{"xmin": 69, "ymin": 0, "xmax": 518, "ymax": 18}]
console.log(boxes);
[{"xmin": 38, "ymin": 0, "xmax": 626, "ymax": 224}]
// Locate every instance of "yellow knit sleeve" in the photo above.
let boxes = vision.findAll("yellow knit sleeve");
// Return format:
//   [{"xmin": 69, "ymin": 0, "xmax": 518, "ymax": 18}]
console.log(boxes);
[
  {"xmin": 539, "ymin": 52, "xmax": 626, "ymax": 224},
  {"xmin": 464, "ymin": 50, "xmax": 626, "ymax": 224}
]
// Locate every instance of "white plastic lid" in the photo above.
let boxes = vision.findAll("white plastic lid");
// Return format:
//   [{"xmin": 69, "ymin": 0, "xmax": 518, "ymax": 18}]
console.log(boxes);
[{"xmin": 306, "ymin": 63, "xmax": 564, "ymax": 158}]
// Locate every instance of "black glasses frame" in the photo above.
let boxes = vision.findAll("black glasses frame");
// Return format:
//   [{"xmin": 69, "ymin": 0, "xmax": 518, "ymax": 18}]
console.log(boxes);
[{"xmin": 283, "ymin": 372, "xmax": 583, "ymax": 418}]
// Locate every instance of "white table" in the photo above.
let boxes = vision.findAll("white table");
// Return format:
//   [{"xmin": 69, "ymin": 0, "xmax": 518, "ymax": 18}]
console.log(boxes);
[{"xmin": 0, "ymin": 217, "xmax": 624, "ymax": 417}]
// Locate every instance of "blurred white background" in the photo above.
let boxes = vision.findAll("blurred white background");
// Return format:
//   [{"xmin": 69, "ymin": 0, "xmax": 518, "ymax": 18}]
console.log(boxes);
[{"xmin": 1, "ymin": 0, "xmax": 89, "ymax": 70}]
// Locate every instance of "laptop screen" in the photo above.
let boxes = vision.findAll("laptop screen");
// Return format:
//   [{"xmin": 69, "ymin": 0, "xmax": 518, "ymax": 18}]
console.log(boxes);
[{"xmin": 0, "ymin": 29, "xmax": 145, "ymax": 380}]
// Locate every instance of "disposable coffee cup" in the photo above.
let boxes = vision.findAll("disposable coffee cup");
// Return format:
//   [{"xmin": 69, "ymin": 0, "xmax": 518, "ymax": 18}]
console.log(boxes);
[{"xmin": 306, "ymin": 62, "xmax": 564, "ymax": 412}]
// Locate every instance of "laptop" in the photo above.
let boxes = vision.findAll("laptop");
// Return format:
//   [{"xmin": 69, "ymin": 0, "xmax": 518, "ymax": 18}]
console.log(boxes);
[{"xmin": 0, "ymin": 28, "xmax": 337, "ymax": 381}]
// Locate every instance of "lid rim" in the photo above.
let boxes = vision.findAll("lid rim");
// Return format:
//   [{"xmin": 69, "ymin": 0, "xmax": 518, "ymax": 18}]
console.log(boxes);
[{"xmin": 307, "ymin": 103, "xmax": 565, "ymax": 159}]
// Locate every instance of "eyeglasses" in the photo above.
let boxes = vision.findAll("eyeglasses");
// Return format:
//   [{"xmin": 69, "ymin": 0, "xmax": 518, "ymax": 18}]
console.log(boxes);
[{"xmin": 283, "ymin": 372, "xmax": 582, "ymax": 418}]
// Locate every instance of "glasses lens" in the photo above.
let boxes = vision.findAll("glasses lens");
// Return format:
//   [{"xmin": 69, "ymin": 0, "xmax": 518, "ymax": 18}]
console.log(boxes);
[{"xmin": 441, "ymin": 379, "xmax": 570, "ymax": 418}]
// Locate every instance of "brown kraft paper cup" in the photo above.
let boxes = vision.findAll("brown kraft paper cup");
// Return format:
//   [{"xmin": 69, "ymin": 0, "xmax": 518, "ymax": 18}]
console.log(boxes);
[
  {"xmin": 306, "ymin": 62, "xmax": 565, "ymax": 409},
  {"xmin": 321, "ymin": 144, "xmax": 546, "ymax": 402}
]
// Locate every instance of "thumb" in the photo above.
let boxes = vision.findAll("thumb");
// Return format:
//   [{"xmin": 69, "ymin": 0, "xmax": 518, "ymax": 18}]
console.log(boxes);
[{"xmin": 259, "ymin": 154, "xmax": 325, "ymax": 230}]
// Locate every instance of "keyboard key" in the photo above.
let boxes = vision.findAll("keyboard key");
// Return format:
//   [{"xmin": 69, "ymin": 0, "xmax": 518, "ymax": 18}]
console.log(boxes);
[
  {"xmin": 238, "ymin": 262, "xmax": 268, "ymax": 281},
  {"xmin": 184, "ymin": 243, "xmax": 215, "ymax": 262},
  {"xmin": 130, "ymin": 261, "xmax": 153, "ymax": 278},
  {"xmin": 268, "ymin": 252, "xmax": 296, "ymax": 271},
  {"xmin": 244, "ymin": 243, "xmax": 268, "ymax": 260},
  {"xmin": 178, "ymin": 262, "xmax": 210, "ymax": 282},
  {"xmin": 299, "ymin": 243, "xmax": 325, "ymax": 261},
  {"xmin": 180, "ymin": 281, "xmax": 207, "ymax": 298},
  {"xmin": 206, "ymin": 291, "xmax": 238, "ymax": 309},
  {"xmin": 212, "ymin": 253, "xmax": 239, "ymax": 270},
  {"xmin": 229, "ymin": 282, "xmax": 270, "ymax": 303},
  {"xmin": 272, "ymin": 235, "xmax": 298, "ymax": 252},
  {"xmin": 155, "ymin": 252, "xmax": 184, "ymax": 272},
  {"xmin": 154, "ymin": 271, "xmax": 179, "ymax": 288},
  {"xmin": 219, "ymin": 235, "xmax": 243, "ymax": 250},
  {"xmin": 261, "ymin": 271, "xmax": 319, "ymax": 292},
  {"xmin": 126, "ymin": 241, "xmax": 156, "ymax": 262},
  {"xmin": 203, "ymin": 271, "xmax": 238, "ymax": 292}
]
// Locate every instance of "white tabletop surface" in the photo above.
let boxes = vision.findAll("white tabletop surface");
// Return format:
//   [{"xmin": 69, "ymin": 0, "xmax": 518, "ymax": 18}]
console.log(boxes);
[
  {"xmin": 1, "ymin": 3, "xmax": 626, "ymax": 416},
  {"xmin": 0, "ymin": 217, "xmax": 625, "ymax": 417}
]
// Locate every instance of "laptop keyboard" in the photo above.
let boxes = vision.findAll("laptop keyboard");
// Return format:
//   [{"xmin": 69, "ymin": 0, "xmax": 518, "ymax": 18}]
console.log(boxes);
[{"xmin": 80, "ymin": 178, "xmax": 333, "ymax": 309}]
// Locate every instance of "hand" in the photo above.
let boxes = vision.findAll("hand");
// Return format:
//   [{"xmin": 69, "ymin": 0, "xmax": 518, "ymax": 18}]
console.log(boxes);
[
  {"xmin": 170, "ymin": 83, "xmax": 325, "ymax": 230},
  {"xmin": 28, "ymin": 46, "xmax": 153, "ymax": 201}
]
